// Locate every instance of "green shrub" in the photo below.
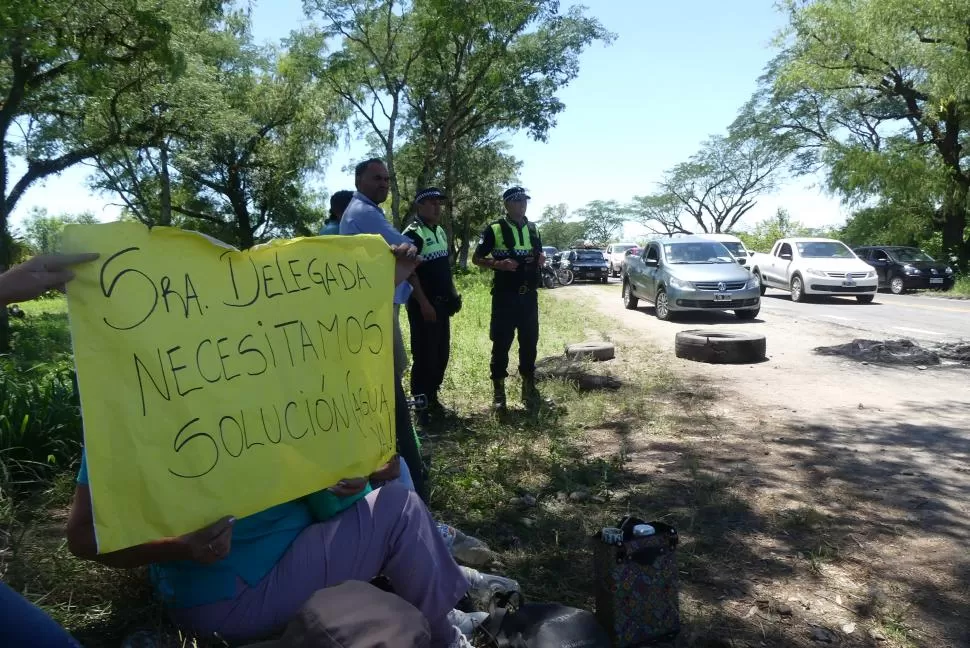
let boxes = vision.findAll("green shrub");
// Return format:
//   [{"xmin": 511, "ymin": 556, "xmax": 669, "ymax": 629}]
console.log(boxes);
[{"xmin": 0, "ymin": 360, "xmax": 82, "ymax": 490}]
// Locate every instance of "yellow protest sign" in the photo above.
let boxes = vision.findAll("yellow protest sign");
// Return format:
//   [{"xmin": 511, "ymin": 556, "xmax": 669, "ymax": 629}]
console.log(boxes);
[{"xmin": 62, "ymin": 222, "xmax": 396, "ymax": 553}]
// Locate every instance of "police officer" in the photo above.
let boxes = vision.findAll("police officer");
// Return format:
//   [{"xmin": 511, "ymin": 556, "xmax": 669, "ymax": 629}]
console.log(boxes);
[
  {"xmin": 403, "ymin": 188, "xmax": 461, "ymax": 422},
  {"xmin": 472, "ymin": 186, "xmax": 546, "ymax": 412}
]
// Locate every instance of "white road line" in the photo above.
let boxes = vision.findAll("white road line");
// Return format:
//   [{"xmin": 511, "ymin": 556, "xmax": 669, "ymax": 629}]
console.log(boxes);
[
  {"xmin": 893, "ymin": 326, "xmax": 943, "ymax": 336},
  {"xmin": 823, "ymin": 315, "xmax": 854, "ymax": 322}
]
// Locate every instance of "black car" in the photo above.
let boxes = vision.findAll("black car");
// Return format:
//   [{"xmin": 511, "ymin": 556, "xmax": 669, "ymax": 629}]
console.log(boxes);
[
  {"xmin": 561, "ymin": 248, "xmax": 609, "ymax": 283},
  {"xmin": 854, "ymin": 246, "xmax": 955, "ymax": 294}
]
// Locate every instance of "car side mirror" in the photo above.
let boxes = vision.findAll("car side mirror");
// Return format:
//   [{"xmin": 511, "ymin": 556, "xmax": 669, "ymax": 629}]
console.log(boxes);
[
  {"xmin": 780, "ymin": 253, "xmax": 792, "ymax": 261},
  {"xmin": 737, "ymin": 257, "xmax": 747, "ymax": 266},
  {"xmin": 644, "ymin": 258, "xmax": 659, "ymax": 267}
]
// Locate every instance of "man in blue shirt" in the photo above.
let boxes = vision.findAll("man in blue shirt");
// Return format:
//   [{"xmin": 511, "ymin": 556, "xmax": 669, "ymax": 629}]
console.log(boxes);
[
  {"xmin": 320, "ymin": 190, "xmax": 354, "ymax": 235},
  {"xmin": 339, "ymin": 158, "xmax": 428, "ymax": 501}
]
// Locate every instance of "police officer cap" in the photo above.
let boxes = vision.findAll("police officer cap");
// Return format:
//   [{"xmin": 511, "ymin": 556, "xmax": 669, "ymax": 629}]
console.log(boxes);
[
  {"xmin": 414, "ymin": 187, "xmax": 447, "ymax": 203},
  {"xmin": 503, "ymin": 186, "xmax": 530, "ymax": 202}
]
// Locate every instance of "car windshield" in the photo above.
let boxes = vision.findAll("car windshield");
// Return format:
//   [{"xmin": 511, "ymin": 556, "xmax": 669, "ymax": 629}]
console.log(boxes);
[
  {"xmin": 892, "ymin": 248, "xmax": 934, "ymax": 263},
  {"xmin": 612, "ymin": 244, "xmax": 636, "ymax": 254},
  {"xmin": 720, "ymin": 242, "xmax": 746, "ymax": 257},
  {"xmin": 575, "ymin": 250, "xmax": 605, "ymax": 261},
  {"xmin": 663, "ymin": 242, "xmax": 735, "ymax": 264},
  {"xmin": 795, "ymin": 241, "xmax": 854, "ymax": 258}
]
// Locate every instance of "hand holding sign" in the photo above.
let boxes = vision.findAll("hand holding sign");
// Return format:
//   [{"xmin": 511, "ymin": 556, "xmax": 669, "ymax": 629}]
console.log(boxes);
[
  {"xmin": 391, "ymin": 242, "xmax": 420, "ymax": 285},
  {"xmin": 0, "ymin": 252, "xmax": 99, "ymax": 304},
  {"xmin": 181, "ymin": 515, "xmax": 236, "ymax": 565},
  {"xmin": 62, "ymin": 223, "xmax": 397, "ymax": 552}
]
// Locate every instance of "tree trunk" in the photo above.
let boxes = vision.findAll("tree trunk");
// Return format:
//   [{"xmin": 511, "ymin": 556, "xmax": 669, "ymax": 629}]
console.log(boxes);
[
  {"xmin": 939, "ymin": 178, "xmax": 969, "ymax": 271},
  {"xmin": 458, "ymin": 206, "xmax": 473, "ymax": 270},
  {"xmin": 227, "ymin": 167, "xmax": 253, "ymax": 250},
  {"xmin": 386, "ymin": 96, "xmax": 401, "ymax": 229},
  {"xmin": 442, "ymin": 145, "xmax": 456, "ymax": 263},
  {"xmin": 0, "ymin": 149, "xmax": 12, "ymax": 352},
  {"xmin": 159, "ymin": 143, "xmax": 173, "ymax": 226}
]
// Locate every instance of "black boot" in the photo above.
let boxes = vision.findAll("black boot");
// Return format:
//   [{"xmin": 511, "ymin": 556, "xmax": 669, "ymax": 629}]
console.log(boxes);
[
  {"xmin": 521, "ymin": 375, "xmax": 545, "ymax": 411},
  {"xmin": 492, "ymin": 379, "xmax": 507, "ymax": 412}
]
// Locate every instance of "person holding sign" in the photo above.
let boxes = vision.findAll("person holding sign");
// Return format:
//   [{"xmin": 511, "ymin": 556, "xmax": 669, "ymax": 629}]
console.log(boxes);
[{"xmin": 65, "ymin": 242, "xmax": 473, "ymax": 648}]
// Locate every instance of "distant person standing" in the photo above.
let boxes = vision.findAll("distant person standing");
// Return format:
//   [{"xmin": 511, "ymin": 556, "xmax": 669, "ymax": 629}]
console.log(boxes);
[
  {"xmin": 403, "ymin": 188, "xmax": 461, "ymax": 423},
  {"xmin": 320, "ymin": 190, "xmax": 354, "ymax": 235},
  {"xmin": 339, "ymin": 158, "xmax": 428, "ymax": 501},
  {"xmin": 472, "ymin": 187, "xmax": 546, "ymax": 412}
]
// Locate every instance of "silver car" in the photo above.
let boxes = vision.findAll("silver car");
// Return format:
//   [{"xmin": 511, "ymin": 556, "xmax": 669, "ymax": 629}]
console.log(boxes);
[{"xmin": 622, "ymin": 236, "xmax": 762, "ymax": 320}]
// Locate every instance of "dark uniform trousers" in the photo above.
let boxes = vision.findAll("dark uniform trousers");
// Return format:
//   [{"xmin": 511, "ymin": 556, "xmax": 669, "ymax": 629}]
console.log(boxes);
[
  {"xmin": 489, "ymin": 289, "xmax": 539, "ymax": 381},
  {"xmin": 406, "ymin": 301, "xmax": 451, "ymax": 404}
]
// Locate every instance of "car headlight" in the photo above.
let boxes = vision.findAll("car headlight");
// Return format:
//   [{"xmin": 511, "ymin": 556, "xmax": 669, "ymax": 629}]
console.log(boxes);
[
  {"xmin": 805, "ymin": 268, "xmax": 827, "ymax": 277},
  {"xmin": 863, "ymin": 271, "xmax": 876, "ymax": 279},
  {"xmin": 746, "ymin": 274, "xmax": 761, "ymax": 289},
  {"xmin": 945, "ymin": 266, "xmax": 954, "ymax": 275},
  {"xmin": 668, "ymin": 276, "xmax": 692, "ymax": 290},
  {"xmin": 904, "ymin": 265, "xmax": 920, "ymax": 275}
]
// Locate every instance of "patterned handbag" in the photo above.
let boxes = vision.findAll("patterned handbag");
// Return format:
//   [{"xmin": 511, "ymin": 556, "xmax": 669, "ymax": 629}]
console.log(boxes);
[{"xmin": 592, "ymin": 516, "xmax": 680, "ymax": 646}]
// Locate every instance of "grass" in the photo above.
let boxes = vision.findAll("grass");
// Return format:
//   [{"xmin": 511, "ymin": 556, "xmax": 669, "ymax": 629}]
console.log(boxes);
[
  {"xmin": 950, "ymin": 274, "xmax": 970, "ymax": 297},
  {"xmin": 0, "ymin": 271, "xmax": 945, "ymax": 647}
]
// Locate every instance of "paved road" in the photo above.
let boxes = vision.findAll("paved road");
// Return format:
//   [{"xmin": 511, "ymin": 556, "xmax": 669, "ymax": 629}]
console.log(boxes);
[
  {"xmin": 598, "ymin": 277, "xmax": 970, "ymax": 343},
  {"xmin": 758, "ymin": 288, "xmax": 969, "ymax": 343}
]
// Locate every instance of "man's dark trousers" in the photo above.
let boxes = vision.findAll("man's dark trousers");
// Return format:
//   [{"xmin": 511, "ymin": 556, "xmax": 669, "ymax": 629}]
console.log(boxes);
[
  {"xmin": 489, "ymin": 290, "xmax": 539, "ymax": 380},
  {"xmin": 406, "ymin": 302, "xmax": 451, "ymax": 404}
]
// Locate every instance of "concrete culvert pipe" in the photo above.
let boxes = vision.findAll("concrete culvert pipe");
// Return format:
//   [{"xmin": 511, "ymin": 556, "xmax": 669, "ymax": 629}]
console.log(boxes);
[{"xmin": 674, "ymin": 330, "xmax": 766, "ymax": 364}]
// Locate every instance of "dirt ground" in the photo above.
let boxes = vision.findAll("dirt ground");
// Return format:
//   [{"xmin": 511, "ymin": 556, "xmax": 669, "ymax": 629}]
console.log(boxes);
[{"xmin": 552, "ymin": 284, "xmax": 970, "ymax": 648}]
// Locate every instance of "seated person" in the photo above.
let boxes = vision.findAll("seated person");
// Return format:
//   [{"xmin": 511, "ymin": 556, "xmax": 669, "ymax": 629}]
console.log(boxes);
[{"xmin": 67, "ymin": 459, "xmax": 469, "ymax": 646}]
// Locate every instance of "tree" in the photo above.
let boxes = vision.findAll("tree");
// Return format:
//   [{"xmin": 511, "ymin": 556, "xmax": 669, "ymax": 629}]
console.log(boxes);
[
  {"xmin": 536, "ymin": 203, "xmax": 585, "ymax": 250},
  {"xmin": 736, "ymin": 208, "xmax": 815, "ymax": 253},
  {"xmin": 746, "ymin": 0, "xmax": 970, "ymax": 268},
  {"xmin": 644, "ymin": 134, "xmax": 788, "ymax": 235},
  {"xmin": 302, "ymin": 0, "xmax": 428, "ymax": 227},
  {"xmin": 0, "ymin": 0, "xmax": 220, "ymax": 349},
  {"xmin": 94, "ymin": 19, "xmax": 344, "ymax": 249},
  {"xmin": 21, "ymin": 208, "xmax": 99, "ymax": 255},
  {"xmin": 574, "ymin": 200, "xmax": 626, "ymax": 245},
  {"xmin": 391, "ymin": 135, "xmax": 521, "ymax": 267},
  {"xmin": 304, "ymin": 0, "xmax": 612, "ymax": 228},
  {"xmin": 626, "ymin": 193, "xmax": 684, "ymax": 236},
  {"xmin": 403, "ymin": 0, "xmax": 613, "ymax": 234}
]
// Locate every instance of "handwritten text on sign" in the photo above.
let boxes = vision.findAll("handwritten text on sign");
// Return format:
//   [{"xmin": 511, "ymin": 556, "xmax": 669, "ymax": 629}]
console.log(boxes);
[{"xmin": 62, "ymin": 223, "xmax": 395, "ymax": 553}]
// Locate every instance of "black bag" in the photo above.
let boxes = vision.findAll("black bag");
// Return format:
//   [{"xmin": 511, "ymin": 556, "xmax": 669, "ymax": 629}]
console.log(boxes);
[
  {"xmin": 477, "ymin": 592, "xmax": 611, "ymax": 648},
  {"xmin": 593, "ymin": 517, "xmax": 680, "ymax": 647}
]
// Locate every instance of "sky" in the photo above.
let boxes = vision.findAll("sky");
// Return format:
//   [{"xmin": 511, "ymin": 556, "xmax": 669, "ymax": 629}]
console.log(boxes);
[{"xmin": 8, "ymin": 0, "xmax": 848, "ymax": 239}]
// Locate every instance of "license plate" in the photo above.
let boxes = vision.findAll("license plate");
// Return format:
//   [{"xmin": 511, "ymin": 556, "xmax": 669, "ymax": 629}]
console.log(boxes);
[
  {"xmin": 930, "ymin": 278, "xmax": 944, "ymax": 284},
  {"xmin": 713, "ymin": 293, "xmax": 732, "ymax": 301},
  {"xmin": 842, "ymin": 280, "xmax": 856, "ymax": 287}
]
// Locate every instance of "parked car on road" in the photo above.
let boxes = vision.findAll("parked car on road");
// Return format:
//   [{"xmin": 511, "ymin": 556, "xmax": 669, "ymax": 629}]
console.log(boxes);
[
  {"xmin": 561, "ymin": 248, "xmax": 609, "ymax": 283},
  {"xmin": 698, "ymin": 233, "xmax": 753, "ymax": 264},
  {"xmin": 748, "ymin": 238, "xmax": 878, "ymax": 303},
  {"xmin": 621, "ymin": 235, "xmax": 761, "ymax": 320},
  {"xmin": 853, "ymin": 246, "xmax": 955, "ymax": 294},
  {"xmin": 542, "ymin": 246, "xmax": 558, "ymax": 260},
  {"xmin": 605, "ymin": 242, "xmax": 639, "ymax": 277}
]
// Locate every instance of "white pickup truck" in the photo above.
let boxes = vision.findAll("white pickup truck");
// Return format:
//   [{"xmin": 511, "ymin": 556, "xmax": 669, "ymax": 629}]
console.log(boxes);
[{"xmin": 749, "ymin": 238, "xmax": 878, "ymax": 303}]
